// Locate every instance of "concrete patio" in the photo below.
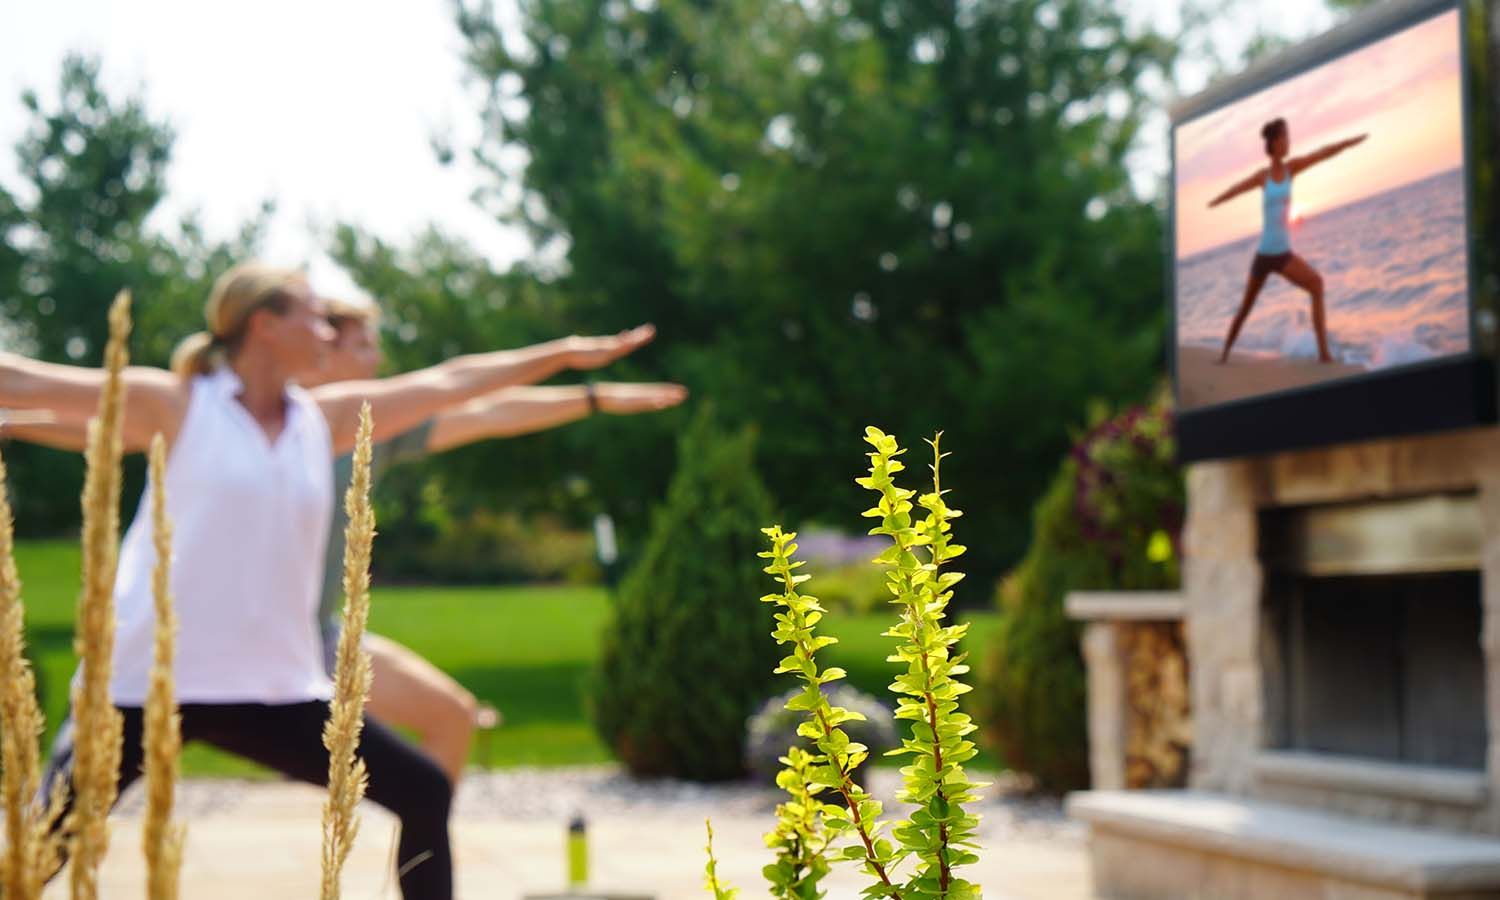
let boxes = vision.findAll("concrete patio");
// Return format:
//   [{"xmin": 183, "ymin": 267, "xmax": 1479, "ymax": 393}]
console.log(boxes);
[{"xmin": 41, "ymin": 767, "xmax": 1090, "ymax": 899}]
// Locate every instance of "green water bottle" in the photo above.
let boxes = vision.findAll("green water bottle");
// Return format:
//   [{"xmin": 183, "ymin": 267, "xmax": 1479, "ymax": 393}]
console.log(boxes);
[{"xmin": 567, "ymin": 812, "xmax": 589, "ymax": 888}]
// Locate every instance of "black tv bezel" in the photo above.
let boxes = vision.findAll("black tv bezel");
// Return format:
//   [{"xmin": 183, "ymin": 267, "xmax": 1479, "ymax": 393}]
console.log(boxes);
[{"xmin": 1168, "ymin": 0, "xmax": 1499, "ymax": 463}]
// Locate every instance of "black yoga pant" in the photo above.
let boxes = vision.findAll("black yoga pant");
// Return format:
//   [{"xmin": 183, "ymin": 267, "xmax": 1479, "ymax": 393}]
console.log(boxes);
[{"xmin": 41, "ymin": 701, "xmax": 452, "ymax": 900}]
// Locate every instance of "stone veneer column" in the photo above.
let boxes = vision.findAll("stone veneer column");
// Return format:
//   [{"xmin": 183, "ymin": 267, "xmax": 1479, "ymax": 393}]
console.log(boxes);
[
  {"xmin": 1182, "ymin": 460, "xmax": 1262, "ymax": 795},
  {"xmin": 1080, "ymin": 621, "xmax": 1126, "ymax": 791}
]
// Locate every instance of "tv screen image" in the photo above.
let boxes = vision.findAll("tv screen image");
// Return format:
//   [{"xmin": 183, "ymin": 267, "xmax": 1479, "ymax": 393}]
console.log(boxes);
[{"xmin": 1173, "ymin": 8, "xmax": 1469, "ymax": 413}]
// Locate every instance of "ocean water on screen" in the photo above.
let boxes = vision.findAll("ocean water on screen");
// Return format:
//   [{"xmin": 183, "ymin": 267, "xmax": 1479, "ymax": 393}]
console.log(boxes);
[{"xmin": 1176, "ymin": 168, "xmax": 1470, "ymax": 369}]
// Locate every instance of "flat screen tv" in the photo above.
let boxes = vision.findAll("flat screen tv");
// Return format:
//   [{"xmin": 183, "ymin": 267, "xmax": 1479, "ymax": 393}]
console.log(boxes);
[{"xmin": 1169, "ymin": 0, "xmax": 1500, "ymax": 462}]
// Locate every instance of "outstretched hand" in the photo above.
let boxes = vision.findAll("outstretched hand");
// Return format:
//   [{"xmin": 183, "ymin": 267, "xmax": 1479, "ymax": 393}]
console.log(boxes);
[
  {"xmin": 566, "ymin": 325, "xmax": 656, "ymax": 370},
  {"xmin": 596, "ymin": 382, "xmax": 688, "ymax": 414}
]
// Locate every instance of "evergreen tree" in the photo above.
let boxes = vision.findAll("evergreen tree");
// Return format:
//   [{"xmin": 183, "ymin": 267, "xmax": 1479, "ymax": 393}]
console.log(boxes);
[{"xmin": 590, "ymin": 410, "xmax": 779, "ymax": 780}]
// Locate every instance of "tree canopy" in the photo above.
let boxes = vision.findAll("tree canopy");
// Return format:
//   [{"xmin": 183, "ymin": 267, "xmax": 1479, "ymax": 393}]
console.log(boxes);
[{"xmin": 403, "ymin": 0, "xmax": 1181, "ymax": 578}]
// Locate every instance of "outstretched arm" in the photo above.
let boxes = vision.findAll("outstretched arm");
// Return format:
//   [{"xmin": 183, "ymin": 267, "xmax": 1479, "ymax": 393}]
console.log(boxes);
[
  {"xmin": 1208, "ymin": 169, "xmax": 1267, "ymax": 208},
  {"xmin": 0, "ymin": 353, "xmax": 188, "ymax": 452},
  {"xmin": 0, "ymin": 409, "xmax": 93, "ymax": 453},
  {"xmin": 1290, "ymin": 133, "xmax": 1368, "ymax": 176},
  {"xmin": 312, "ymin": 325, "xmax": 657, "ymax": 455},
  {"xmin": 424, "ymin": 382, "xmax": 688, "ymax": 453}
]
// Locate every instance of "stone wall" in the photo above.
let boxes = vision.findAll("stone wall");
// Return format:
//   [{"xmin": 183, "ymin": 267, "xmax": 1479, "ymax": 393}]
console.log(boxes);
[
  {"xmin": 1183, "ymin": 459, "xmax": 1261, "ymax": 796},
  {"xmin": 1088, "ymin": 828, "xmax": 1423, "ymax": 900}
]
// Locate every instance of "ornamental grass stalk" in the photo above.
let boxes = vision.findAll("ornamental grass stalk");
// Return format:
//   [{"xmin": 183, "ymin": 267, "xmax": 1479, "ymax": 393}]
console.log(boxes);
[
  {"xmin": 321, "ymin": 402, "xmax": 376, "ymax": 900},
  {"xmin": 858, "ymin": 428, "xmax": 984, "ymax": 900},
  {"xmin": 713, "ymin": 429, "xmax": 987, "ymax": 900},
  {"xmin": 703, "ymin": 819, "xmax": 739, "ymax": 900},
  {"xmin": 0, "ymin": 446, "xmax": 60, "ymax": 900},
  {"xmin": 760, "ymin": 526, "xmax": 902, "ymax": 900},
  {"xmin": 762, "ymin": 744, "xmax": 831, "ymax": 900},
  {"xmin": 68, "ymin": 289, "xmax": 132, "ymax": 900},
  {"xmin": 142, "ymin": 434, "xmax": 184, "ymax": 900}
]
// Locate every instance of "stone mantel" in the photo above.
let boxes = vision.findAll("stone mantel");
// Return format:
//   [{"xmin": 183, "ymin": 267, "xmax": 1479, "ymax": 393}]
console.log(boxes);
[
  {"xmin": 1066, "ymin": 591, "xmax": 1185, "ymax": 623},
  {"xmin": 1249, "ymin": 427, "xmax": 1500, "ymax": 510}
]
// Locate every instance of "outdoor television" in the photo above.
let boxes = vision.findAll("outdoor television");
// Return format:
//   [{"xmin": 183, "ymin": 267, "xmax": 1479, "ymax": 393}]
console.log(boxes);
[{"xmin": 1169, "ymin": 0, "xmax": 1500, "ymax": 462}]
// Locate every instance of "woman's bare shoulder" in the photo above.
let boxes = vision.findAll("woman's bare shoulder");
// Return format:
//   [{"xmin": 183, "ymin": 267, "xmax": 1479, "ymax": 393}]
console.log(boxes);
[{"xmin": 125, "ymin": 366, "xmax": 195, "ymax": 436}]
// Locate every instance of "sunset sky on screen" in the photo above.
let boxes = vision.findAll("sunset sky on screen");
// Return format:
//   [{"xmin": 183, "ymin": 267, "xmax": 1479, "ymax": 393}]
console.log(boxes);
[{"xmin": 1175, "ymin": 9, "xmax": 1464, "ymax": 260}]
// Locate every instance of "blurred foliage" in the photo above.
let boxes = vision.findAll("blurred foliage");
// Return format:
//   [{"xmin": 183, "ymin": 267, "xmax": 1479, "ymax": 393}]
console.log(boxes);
[
  {"xmin": 372, "ymin": 502, "xmax": 601, "ymax": 585},
  {"xmin": 974, "ymin": 396, "xmax": 1182, "ymax": 792},
  {"xmin": 805, "ymin": 562, "xmax": 890, "ymax": 617}
]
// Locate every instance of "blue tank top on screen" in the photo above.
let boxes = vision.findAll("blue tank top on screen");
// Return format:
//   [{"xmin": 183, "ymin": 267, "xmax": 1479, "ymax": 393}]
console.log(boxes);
[{"xmin": 1259, "ymin": 171, "xmax": 1292, "ymax": 254}]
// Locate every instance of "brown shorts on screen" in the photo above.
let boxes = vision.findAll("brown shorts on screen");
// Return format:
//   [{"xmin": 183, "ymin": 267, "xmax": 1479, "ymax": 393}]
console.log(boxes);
[{"xmin": 1250, "ymin": 251, "xmax": 1293, "ymax": 281}]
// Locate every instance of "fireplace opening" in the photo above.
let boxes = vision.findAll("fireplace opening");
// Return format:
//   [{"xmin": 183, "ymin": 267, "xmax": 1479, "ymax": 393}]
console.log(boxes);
[{"xmin": 1264, "ymin": 570, "xmax": 1485, "ymax": 770}]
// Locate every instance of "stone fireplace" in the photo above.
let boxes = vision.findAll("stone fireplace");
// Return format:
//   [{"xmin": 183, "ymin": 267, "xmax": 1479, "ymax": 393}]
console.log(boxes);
[
  {"xmin": 1187, "ymin": 435, "xmax": 1500, "ymax": 831},
  {"xmin": 1262, "ymin": 495, "xmax": 1488, "ymax": 771},
  {"xmin": 1070, "ymin": 428, "xmax": 1500, "ymax": 898}
]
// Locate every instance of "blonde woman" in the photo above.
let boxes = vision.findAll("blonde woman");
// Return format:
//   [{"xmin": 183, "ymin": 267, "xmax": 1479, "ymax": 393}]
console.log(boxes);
[
  {"xmin": 1, "ymin": 261, "xmax": 654, "ymax": 900},
  {"xmin": 315, "ymin": 297, "xmax": 685, "ymax": 784}
]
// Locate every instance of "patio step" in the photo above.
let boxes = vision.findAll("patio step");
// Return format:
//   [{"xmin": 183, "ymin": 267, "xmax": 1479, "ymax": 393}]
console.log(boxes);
[{"xmin": 1068, "ymin": 789, "xmax": 1500, "ymax": 899}]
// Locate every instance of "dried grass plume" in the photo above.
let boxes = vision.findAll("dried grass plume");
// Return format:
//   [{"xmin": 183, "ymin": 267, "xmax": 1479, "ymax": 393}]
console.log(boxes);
[
  {"xmin": 142, "ymin": 434, "xmax": 184, "ymax": 899},
  {"xmin": 68, "ymin": 289, "xmax": 131, "ymax": 900},
  {"xmin": 320, "ymin": 402, "xmax": 376, "ymax": 900},
  {"xmin": 0, "ymin": 446, "xmax": 58, "ymax": 899}
]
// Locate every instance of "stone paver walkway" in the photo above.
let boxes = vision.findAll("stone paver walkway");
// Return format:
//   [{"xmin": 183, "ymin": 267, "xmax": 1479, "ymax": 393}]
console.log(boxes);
[{"xmin": 42, "ymin": 767, "xmax": 1092, "ymax": 899}]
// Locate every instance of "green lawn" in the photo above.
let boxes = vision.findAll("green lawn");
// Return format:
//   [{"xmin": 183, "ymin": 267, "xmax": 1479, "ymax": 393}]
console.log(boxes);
[{"xmin": 15, "ymin": 539, "xmax": 1000, "ymax": 777}]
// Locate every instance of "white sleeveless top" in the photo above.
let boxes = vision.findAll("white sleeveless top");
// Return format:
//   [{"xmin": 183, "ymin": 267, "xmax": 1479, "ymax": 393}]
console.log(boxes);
[{"xmin": 103, "ymin": 367, "xmax": 335, "ymax": 705}]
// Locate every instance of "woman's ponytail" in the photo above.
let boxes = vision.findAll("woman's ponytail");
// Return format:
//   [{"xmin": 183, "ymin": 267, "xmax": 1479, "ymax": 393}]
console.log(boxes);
[{"xmin": 169, "ymin": 332, "xmax": 222, "ymax": 378}]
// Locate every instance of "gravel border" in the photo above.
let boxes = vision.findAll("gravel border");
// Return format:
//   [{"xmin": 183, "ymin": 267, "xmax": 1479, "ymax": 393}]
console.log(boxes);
[{"xmin": 113, "ymin": 765, "xmax": 1083, "ymax": 845}]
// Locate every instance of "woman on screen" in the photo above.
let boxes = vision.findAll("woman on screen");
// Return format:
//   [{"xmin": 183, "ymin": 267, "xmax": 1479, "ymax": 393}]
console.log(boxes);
[{"xmin": 1208, "ymin": 118, "xmax": 1367, "ymax": 364}]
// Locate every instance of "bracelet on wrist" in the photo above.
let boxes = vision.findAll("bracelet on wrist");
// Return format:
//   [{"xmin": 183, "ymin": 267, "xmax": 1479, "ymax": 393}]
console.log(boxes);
[{"xmin": 585, "ymin": 382, "xmax": 600, "ymax": 415}]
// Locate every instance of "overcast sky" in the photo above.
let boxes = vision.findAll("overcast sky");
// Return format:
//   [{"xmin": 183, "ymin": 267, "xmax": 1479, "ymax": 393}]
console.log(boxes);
[{"xmin": 0, "ymin": 0, "xmax": 1335, "ymax": 299}]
